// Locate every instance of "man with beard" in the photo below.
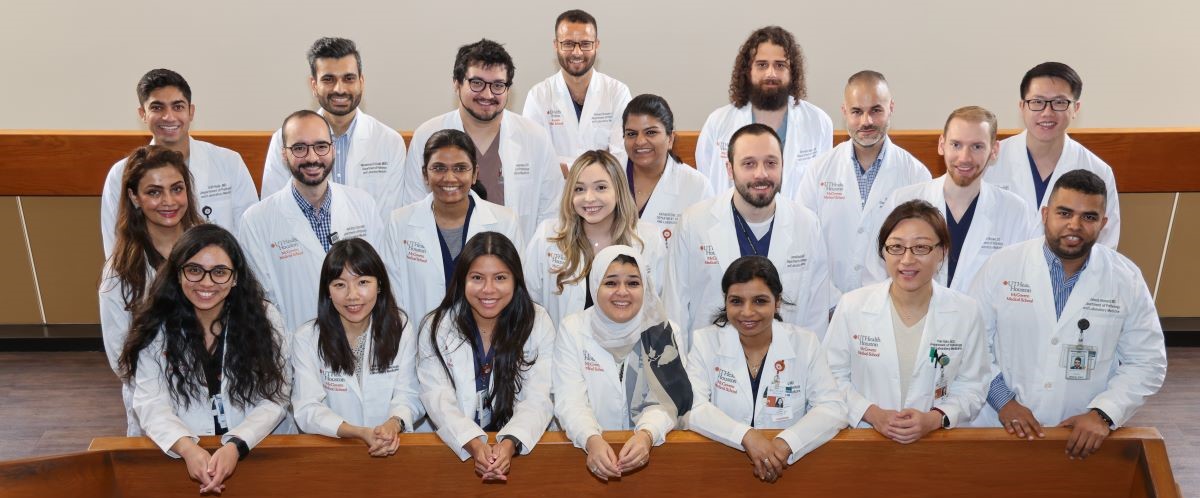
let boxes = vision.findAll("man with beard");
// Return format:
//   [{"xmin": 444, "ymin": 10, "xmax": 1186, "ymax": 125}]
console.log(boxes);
[
  {"xmin": 240, "ymin": 110, "xmax": 383, "ymax": 333},
  {"xmin": 100, "ymin": 69, "xmax": 258, "ymax": 256},
  {"xmin": 865, "ymin": 106, "xmax": 1036, "ymax": 293},
  {"xmin": 403, "ymin": 39, "xmax": 563, "ymax": 241},
  {"xmin": 260, "ymin": 38, "xmax": 408, "ymax": 218},
  {"xmin": 985, "ymin": 62, "xmax": 1120, "ymax": 248},
  {"xmin": 664, "ymin": 124, "xmax": 836, "ymax": 351},
  {"xmin": 797, "ymin": 71, "xmax": 931, "ymax": 293},
  {"xmin": 523, "ymin": 9, "xmax": 632, "ymax": 174},
  {"xmin": 968, "ymin": 170, "xmax": 1165, "ymax": 461},
  {"xmin": 695, "ymin": 26, "xmax": 833, "ymax": 199}
]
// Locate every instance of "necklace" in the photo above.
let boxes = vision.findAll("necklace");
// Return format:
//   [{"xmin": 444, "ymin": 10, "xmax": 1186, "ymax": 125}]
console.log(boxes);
[{"xmin": 745, "ymin": 351, "xmax": 766, "ymax": 376}]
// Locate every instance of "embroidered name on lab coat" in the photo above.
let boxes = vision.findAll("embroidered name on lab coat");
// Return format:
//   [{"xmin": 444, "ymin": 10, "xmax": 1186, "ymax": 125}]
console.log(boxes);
[
  {"xmin": 271, "ymin": 237, "xmax": 304, "ymax": 260},
  {"xmin": 820, "ymin": 181, "xmax": 846, "ymax": 200},
  {"xmin": 700, "ymin": 244, "xmax": 719, "ymax": 265},
  {"xmin": 1003, "ymin": 280, "xmax": 1034, "ymax": 304},
  {"xmin": 931, "ymin": 338, "xmax": 963, "ymax": 352},
  {"xmin": 785, "ymin": 254, "xmax": 808, "ymax": 270},
  {"xmin": 360, "ymin": 161, "xmax": 389, "ymax": 175},
  {"xmin": 583, "ymin": 350, "xmax": 604, "ymax": 373},
  {"xmin": 794, "ymin": 148, "xmax": 818, "ymax": 162},
  {"xmin": 546, "ymin": 109, "xmax": 564, "ymax": 126},
  {"xmin": 591, "ymin": 112, "xmax": 615, "ymax": 125},
  {"xmin": 656, "ymin": 212, "xmax": 680, "ymax": 227},
  {"xmin": 342, "ymin": 224, "xmax": 368, "ymax": 240},
  {"xmin": 404, "ymin": 240, "xmax": 429, "ymax": 263},
  {"xmin": 981, "ymin": 236, "xmax": 1005, "ymax": 251},
  {"xmin": 547, "ymin": 251, "xmax": 566, "ymax": 271},
  {"xmin": 198, "ymin": 182, "xmax": 233, "ymax": 199},
  {"xmin": 514, "ymin": 163, "xmax": 532, "ymax": 176},
  {"xmin": 1082, "ymin": 297, "xmax": 1122, "ymax": 314},
  {"xmin": 321, "ymin": 370, "xmax": 349, "ymax": 392}
]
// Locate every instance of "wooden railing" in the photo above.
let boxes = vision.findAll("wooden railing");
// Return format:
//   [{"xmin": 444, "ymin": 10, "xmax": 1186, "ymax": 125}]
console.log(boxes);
[
  {"xmin": 0, "ymin": 428, "xmax": 1179, "ymax": 497},
  {"xmin": 2, "ymin": 129, "xmax": 1198, "ymax": 195}
]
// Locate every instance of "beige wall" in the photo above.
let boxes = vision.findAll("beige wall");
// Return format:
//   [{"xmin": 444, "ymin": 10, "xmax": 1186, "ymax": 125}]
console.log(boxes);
[{"xmin": 3, "ymin": 0, "xmax": 1198, "ymax": 133}]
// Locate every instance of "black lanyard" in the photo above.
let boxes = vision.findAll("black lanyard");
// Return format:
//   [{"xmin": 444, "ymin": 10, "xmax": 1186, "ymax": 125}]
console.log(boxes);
[
  {"xmin": 467, "ymin": 314, "xmax": 496, "ymax": 394},
  {"xmin": 731, "ymin": 201, "xmax": 774, "ymax": 257},
  {"xmin": 435, "ymin": 196, "xmax": 476, "ymax": 285}
]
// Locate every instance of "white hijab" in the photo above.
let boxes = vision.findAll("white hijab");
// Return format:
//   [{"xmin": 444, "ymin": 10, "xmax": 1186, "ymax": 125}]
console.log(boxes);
[{"xmin": 585, "ymin": 245, "xmax": 666, "ymax": 351}]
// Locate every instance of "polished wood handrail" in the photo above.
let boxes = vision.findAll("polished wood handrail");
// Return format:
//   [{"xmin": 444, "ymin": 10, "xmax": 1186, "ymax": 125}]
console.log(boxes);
[{"xmin": 2, "ymin": 128, "xmax": 1197, "ymax": 195}]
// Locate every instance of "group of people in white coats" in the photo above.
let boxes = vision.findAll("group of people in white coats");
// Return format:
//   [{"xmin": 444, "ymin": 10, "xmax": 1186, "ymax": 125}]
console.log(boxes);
[{"xmin": 94, "ymin": 8, "xmax": 1168, "ymax": 492}]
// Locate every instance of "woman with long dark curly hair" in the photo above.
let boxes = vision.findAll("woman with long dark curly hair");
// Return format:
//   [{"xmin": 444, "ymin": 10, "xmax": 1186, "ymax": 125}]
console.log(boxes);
[
  {"xmin": 417, "ymin": 231, "xmax": 554, "ymax": 482},
  {"xmin": 292, "ymin": 238, "xmax": 423, "ymax": 456},
  {"xmin": 100, "ymin": 145, "xmax": 204, "ymax": 436},
  {"xmin": 119, "ymin": 224, "xmax": 290, "ymax": 494}
]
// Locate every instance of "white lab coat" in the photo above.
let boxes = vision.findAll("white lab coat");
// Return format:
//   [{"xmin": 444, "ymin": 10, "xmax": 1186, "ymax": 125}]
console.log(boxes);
[
  {"xmin": 401, "ymin": 110, "xmax": 565, "ymax": 239},
  {"xmin": 985, "ymin": 130, "xmax": 1120, "ymax": 247},
  {"xmin": 968, "ymin": 239, "xmax": 1166, "ymax": 428},
  {"xmin": 797, "ymin": 139, "xmax": 932, "ymax": 293},
  {"xmin": 290, "ymin": 320, "xmax": 424, "ymax": 437},
  {"xmin": 637, "ymin": 157, "xmax": 716, "ymax": 246},
  {"xmin": 663, "ymin": 190, "xmax": 838, "ymax": 350},
  {"xmin": 821, "ymin": 281, "xmax": 989, "ymax": 428},
  {"xmin": 261, "ymin": 110, "xmax": 408, "ymax": 218},
  {"xmin": 98, "ymin": 261, "xmax": 153, "ymax": 436},
  {"xmin": 101, "ymin": 137, "xmax": 257, "ymax": 256},
  {"xmin": 132, "ymin": 305, "xmax": 291, "ymax": 457},
  {"xmin": 694, "ymin": 97, "xmax": 833, "ymax": 200},
  {"xmin": 380, "ymin": 192, "xmax": 522, "ymax": 325},
  {"xmin": 522, "ymin": 70, "xmax": 632, "ymax": 167},
  {"xmin": 238, "ymin": 182, "xmax": 383, "ymax": 333},
  {"xmin": 416, "ymin": 305, "xmax": 556, "ymax": 461},
  {"xmin": 523, "ymin": 219, "xmax": 669, "ymax": 328},
  {"xmin": 685, "ymin": 321, "xmax": 846, "ymax": 464},
  {"xmin": 864, "ymin": 176, "xmax": 1040, "ymax": 293},
  {"xmin": 553, "ymin": 313, "xmax": 683, "ymax": 449}
]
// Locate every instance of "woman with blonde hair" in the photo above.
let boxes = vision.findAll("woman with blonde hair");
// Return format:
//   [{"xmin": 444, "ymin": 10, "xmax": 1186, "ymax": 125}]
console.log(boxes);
[{"xmin": 523, "ymin": 149, "xmax": 668, "ymax": 327}]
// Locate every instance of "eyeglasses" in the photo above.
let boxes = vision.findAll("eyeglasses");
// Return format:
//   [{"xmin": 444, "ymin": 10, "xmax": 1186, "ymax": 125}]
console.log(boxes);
[
  {"xmin": 883, "ymin": 244, "xmax": 940, "ymax": 256},
  {"xmin": 466, "ymin": 78, "xmax": 510, "ymax": 95},
  {"xmin": 180, "ymin": 263, "xmax": 235, "ymax": 284},
  {"xmin": 427, "ymin": 164, "xmax": 474, "ymax": 174},
  {"xmin": 557, "ymin": 40, "xmax": 596, "ymax": 52},
  {"xmin": 285, "ymin": 142, "xmax": 333, "ymax": 159},
  {"xmin": 1024, "ymin": 98, "xmax": 1073, "ymax": 112}
]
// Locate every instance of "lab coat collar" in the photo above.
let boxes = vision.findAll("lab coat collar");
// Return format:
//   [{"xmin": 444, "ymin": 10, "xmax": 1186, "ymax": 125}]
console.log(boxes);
[{"xmin": 409, "ymin": 191, "xmax": 492, "ymax": 229}]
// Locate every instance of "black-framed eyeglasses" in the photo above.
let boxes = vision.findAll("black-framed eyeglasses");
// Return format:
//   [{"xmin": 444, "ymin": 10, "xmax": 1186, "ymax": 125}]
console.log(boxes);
[
  {"xmin": 557, "ymin": 40, "xmax": 596, "ymax": 52},
  {"xmin": 180, "ymin": 263, "xmax": 235, "ymax": 284},
  {"xmin": 466, "ymin": 78, "xmax": 510, "ymax": 95},
  {"xmin": 883, "ymin": 244, "xmax": 940, "ymax": 256},
  {"xmin": 285, "ymin": 142, "xmax": 333, "ymax": 159},
  {"xmin": 1024, "ymin": 98, "xmax": 1073, "ymax": 112},
  {"xmin": 427, "ymin": 164, "xmax": 474, "ymax": 174}
]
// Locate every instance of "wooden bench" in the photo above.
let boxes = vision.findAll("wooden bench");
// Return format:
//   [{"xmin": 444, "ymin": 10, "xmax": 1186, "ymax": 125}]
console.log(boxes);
[{"xmin": 0, "ymin": 429, "xmax": 1180, "ymax": 497}]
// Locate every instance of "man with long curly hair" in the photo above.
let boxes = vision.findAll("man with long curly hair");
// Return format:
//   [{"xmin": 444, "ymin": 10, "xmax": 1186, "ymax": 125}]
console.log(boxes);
[{"xmin": 695, "ymin": 26, "xmax": 833, "ymax": 201}]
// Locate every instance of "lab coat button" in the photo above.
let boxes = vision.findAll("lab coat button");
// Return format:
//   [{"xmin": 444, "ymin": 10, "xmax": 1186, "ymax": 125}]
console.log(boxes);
[
  {"xmin": 1051, "ymin": 338, "xmax": 1059, "ymax": 346},
  {"xmin": 854, "ymin": 265, "xmax": 863, "ymax": 271},
  {"xmin": 1044, "ymin": 382, "xmax": 1053, "ymax": 389},
  {"xmin": 857, "ymin": 227, "xmax": 865, "ymax": 234}
]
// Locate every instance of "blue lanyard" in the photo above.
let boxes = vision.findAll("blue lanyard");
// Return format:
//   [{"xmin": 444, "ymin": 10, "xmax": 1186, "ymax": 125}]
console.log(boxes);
[
  {"xmin": 435, "ymin": 196, "xmax": 476, "ymax": 285},
  {"xmin": 467, "ymin": 313, "xmax": 496, "ymax": 394},
  {"xmin": 731, "ymin": 201, "xmax": 774, "ymax": 257}
]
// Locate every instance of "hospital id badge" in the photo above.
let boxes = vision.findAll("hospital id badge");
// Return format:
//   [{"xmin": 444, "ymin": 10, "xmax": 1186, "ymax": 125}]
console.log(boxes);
[
  {"xmin": 933, "ymin": 368, "xmax": 949, "ymax": 400},
  {"xmin": 764, "ymin": 383, "xmax": 795, "ymax": 422},
  {"xmin": 475, "ymin": 389, "xmax": 492, "ymax": 428},
  {"xmin": 1063, "ymin": 344, "xmax": 1095, "ymax": 381},
  {"xmin": 211, "ymin": 394, "xmax": 229, "ymax": 431}
]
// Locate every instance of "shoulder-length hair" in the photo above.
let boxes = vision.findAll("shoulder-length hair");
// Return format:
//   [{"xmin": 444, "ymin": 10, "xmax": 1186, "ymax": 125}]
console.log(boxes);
[
  {"xmin": 119, "ymin": 224, "xmax": 286, "ymax": 409},
  {"xmin": 548, "ymin": 150, "xmax": 643, "ymax": 293},
  {"xmin": 729, "ymin": 26, "xmax": 807, "ymax": 107},
  {"xmin": 316, "ymin": 238, "xmax": 408, "ymax": 375},
  {"xmin": 424, "ymin": 232, "xmax": 537, "ymax": 429},
  {"xmin": 108, "ymin": 145, "xmax": 203, "ymax": 310}
]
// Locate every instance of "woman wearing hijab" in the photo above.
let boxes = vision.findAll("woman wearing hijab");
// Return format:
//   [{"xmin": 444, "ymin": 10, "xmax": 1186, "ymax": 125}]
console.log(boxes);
[{"xmin": 554, "ymin": 245, "xmax": 691, "ymax": 481}]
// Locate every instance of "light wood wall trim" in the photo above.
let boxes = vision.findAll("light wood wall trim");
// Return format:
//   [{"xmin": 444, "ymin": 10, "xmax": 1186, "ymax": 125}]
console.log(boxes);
[{"xmin": 2, "ymin": 128, "xmax": 1198, "ymax": 195}]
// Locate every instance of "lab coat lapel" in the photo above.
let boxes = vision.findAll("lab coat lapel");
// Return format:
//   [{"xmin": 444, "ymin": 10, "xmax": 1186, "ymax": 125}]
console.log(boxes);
[
  {"xmin": 766, "ymin": 195, "xmax": 794, "ymax": 270},
  {"xmin": 1042, "ymin": 136, "xmax": 1082, "ymax": 209},
  {"xmin": 707, "ymin": 190, "xmax": 741, "ymax": 269},
  {"xmin": 498, "ymin": 112, "xmax": 526, "ymax": 202},
  {"xmin": 716, "ymin": 327, "xmax": 755, "ymax": 419},
  {"xmin": 1024, "ymin": 243, "xmax": 1060, "ymax": 328},
  {"xmin": 552, "ymin": 72, "xmax": 582, "ymax": 138},
  {"xmin": 863, "ymin": 287, "xmax": 903, "ymax": 405},
  {"xmin": 954, "ymin": 185, "xmax": 993, "ymax": 289},
  {"xmin": 344, "ymin": 112, "xmax": 373, "ymax": 185}
]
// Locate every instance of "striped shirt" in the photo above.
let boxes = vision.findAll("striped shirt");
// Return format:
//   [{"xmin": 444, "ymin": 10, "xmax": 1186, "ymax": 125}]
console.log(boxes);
[
  {"xmin": 291, "ymin": 184, "xmax": 333, "ymax": 252},
  {"xmin": 332, "ymin": 114, "xmax": 359, "ymax": 185},
  {"xmin": 851, "ymin": 141, "xmax": 888, "ymax": 207},
  {"xmin": 987, "ymin": 243, "xmax": 1093, "ymax": 410}
]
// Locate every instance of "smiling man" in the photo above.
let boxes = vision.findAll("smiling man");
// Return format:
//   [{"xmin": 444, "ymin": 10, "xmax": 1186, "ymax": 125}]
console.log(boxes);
[
  {"xmin": 984, "ymin": 62, "xmax": 1120, "ymax": 247},
  {"xmin": 523, "ymin": 9, "xmax": 632, "ymax": 173},
  {"xmin": 695, "ymin": 26, "xmax": 833, "ymax": 199},
  {"xmin": 240, "ymin": 110, "xmax": 382, "ymax": 333},
  {"xmin": 665, "ymin": 124, "xmax": 836, "ymax": 351},
  {"xmin": 100, "ymin": 69, "xmax": 257, "ymax": 256},
  {"xmin": 402, "ymin": 39, "xmax": 563, "ymax": 240},
  {"xmin": 260, "ymin": 38, "xmax": 408, "ymax": 218},
  {"xmin": 866, "ymin": 106, "xmax": 1037, "ymax": 293},
  {"xmin": 969, "ymin": 170, "xmax": 1164, "ymax": 460},
  {"xmin": 797, "ymin": 71, "xmax": 931, "ymax": 293}
]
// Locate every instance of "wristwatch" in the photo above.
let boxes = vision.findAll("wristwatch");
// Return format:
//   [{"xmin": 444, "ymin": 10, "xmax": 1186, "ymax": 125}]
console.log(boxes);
[
  {"xmin": 1091, "ymin": 408, "xmax": 1115, "ymax": 428},
  {"xmin": 226, "ymin": 436, "xmax": 250, "ymax": 461},
  {"xmin": 930, "ymin": 407, "xmax": 950, "ymax": 429},
  {"xmin": 389, "ymin": 416, "xmax": 406, "ymax": 434}
]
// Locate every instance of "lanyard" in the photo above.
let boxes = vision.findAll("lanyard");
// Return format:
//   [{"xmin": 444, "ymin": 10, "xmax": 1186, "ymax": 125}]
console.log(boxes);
[
  {"xmin": 467, "ymin": 314, "xmax": 496, "ymax": 393},
  {"xmin": 731, "ymin": 201, "xmax": 774, "ymax": 257},
  {"xmin": 435, "ymin": 196, "xmax": 476, "ymax": 285}
]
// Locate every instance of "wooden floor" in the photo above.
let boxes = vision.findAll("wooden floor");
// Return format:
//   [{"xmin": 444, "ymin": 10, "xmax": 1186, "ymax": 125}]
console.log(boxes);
[{"xmin": 2, "ymin": 349, "xmax": 1197, "ymax": 494}]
